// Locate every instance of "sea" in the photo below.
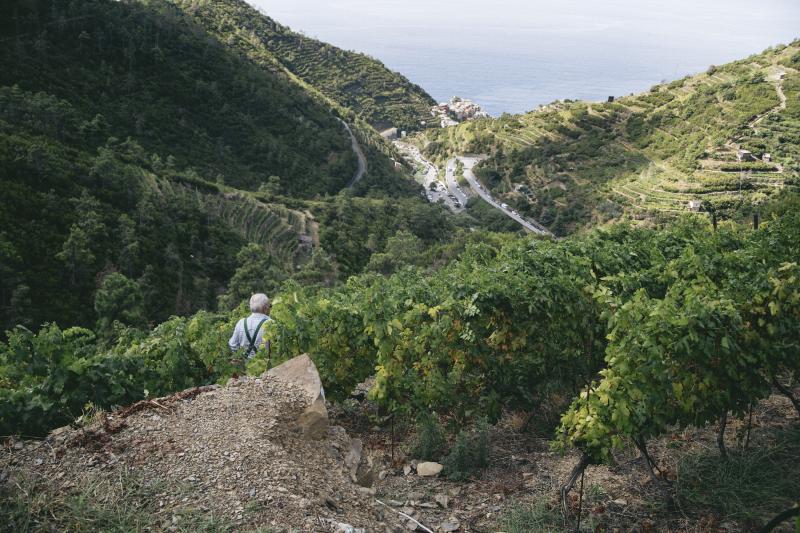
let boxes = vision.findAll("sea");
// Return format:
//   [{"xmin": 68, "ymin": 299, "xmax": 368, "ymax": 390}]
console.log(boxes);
[{"xmin": 251, "ymin": 0, "xmax": 800, "ymax": 117}]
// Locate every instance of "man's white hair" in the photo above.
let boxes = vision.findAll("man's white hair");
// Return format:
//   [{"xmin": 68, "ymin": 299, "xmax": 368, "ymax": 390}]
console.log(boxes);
[{"xmin": 249, "ymin": 293, "xmax": 270, "ymax": 313}]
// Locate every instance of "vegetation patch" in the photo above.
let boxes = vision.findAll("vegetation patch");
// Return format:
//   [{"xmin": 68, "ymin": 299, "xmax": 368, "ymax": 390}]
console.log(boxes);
[{"xmin": 676, "ymin": 427, "xmax": 800, "ymax": 527}]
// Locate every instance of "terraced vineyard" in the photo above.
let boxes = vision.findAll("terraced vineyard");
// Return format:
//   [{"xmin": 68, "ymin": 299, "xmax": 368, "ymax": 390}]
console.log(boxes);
[
  {"xmin": 422, "ymin": 41, "xmax": 800, "ymax": 233},
  {"xmin": 205, "ymin": 192, "xmax": 316, "ymax": 269},
  {"xmin": 175, "ymin": 0, "xmax": 435, "ymax": 132}
]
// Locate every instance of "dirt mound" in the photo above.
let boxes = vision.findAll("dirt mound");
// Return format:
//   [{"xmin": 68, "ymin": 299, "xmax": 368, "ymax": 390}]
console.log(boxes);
[{"xmin": 1, "ymin": 371, "xmax": 391, "ymax": 531}]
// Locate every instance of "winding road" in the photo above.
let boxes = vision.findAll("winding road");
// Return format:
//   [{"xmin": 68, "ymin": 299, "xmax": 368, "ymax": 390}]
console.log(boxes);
[
  {"xmin": 394, "ymin": 142, "xmax": 464, "ymax": 212},
  {"xmin": 444, "ymin": 159, "xmax": 470, "ymax": 208},
  {"xmin": 337, "ymin": 118, "xmax": 366, "ymax": 188},
  {"xmin": 395, "ymin": 141, "xmax": 552, "ymax": 234},
  {"xmin": 458, "ymin": 156, "xmax": 552, "ymax": 236}
]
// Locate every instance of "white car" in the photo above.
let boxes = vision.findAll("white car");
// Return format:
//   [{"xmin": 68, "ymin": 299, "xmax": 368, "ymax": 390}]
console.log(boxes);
[{"xmin": 501, "ymin": 203, "xmax": 509, "ymax": 209}]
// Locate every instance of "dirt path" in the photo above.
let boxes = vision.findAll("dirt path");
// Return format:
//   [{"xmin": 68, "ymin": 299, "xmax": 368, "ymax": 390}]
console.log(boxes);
[
  {"xmin": 337, "ymin": 118, "xmax": 367, "ymax": 188},
  {"xmin": 748, "ymin": 74, "xmax": 786, "ymax": 131}
]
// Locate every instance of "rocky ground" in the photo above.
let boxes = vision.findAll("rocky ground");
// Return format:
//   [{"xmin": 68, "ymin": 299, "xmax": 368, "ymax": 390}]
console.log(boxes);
[
  {"xmin": 2, "ymin": 360, "xmax": 798, "ymax": 532},
  {"xmin": 1, "ymin": 371, "xmax": 388, "ymax": 532}
]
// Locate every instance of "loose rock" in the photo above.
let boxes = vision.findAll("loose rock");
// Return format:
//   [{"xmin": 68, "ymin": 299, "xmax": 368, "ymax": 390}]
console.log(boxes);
[{"xmin": 416, "ymin": 462, "xmax": 443, "ymax": 477}]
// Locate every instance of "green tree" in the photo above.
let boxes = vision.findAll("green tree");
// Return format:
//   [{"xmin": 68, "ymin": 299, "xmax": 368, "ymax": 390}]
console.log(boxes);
[
  {"xmin": 218, "ymin": 243, "xmax": 286, "ymax": 310},
  {"xmin": 366, "ymin": 230, "xmax": 425, "ymax": 275},
  {"xmin": 94, "ymin": 272, "xmax": 147, "ymax": 338},
  {"xmin": 56, "ymin": 225, "xmax": 96, "ymax": 287},
  {"xmin": 292, "ymin": 249, "xmax": 339, "ymax": 288}
]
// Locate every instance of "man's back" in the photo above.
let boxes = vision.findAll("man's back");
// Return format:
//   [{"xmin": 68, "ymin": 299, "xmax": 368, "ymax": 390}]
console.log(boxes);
[{"xmin": 229, "ymin": 312, "xmax": 271, "ymax": 358}]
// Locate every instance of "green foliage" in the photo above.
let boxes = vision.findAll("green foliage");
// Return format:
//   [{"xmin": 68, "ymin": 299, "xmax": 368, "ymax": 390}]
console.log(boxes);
[
  {"xmin": 676, "ymin": 427, "xmax": 800, "ymax": 526},
  {"xmin": 408, "ymin": 413, "xmax": 447, "ymax": 461},
  {"xmin": 719, "ymin": 162, "xmax": 779, "ymax": 171},
  {"xmin": 217, "ymin": 243, "xmax": 286, "ymax": 311},
  {"xmin": 498, "ymin": 501, "xmax": 567, "ymax": 533},
  {"xmin": 555, "ymin": 212, "xmax": 800, "ymax": 463},
  {"xmin": 443, "ymin": 418, "xmax": 490, "ymax": 480},
  {"xmin": 0, "ymin": 324, "xmax": 142, "ymax": 436},
  {"xmin": 0, "ymin": 309, "xmax": 241, "ymax": 437},
  {"xmin": 94, "ymin": 272, "xmax": 147, "ymax": 337},
  {"xmin": 366, "ymin": 230, "xmax": 426, "ymax": 275}
]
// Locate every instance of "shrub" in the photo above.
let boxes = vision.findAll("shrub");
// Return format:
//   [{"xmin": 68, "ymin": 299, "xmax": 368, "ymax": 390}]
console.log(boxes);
[
  {"xmin": 408, "ymin": 413, "xmax": 447, "ymax": 461},
  {"xmin": 444, "ymin": 418, "xmax": 490, "ymax": 480}
]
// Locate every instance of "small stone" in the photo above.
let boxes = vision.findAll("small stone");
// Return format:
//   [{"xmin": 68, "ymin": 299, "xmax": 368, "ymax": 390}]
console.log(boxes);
[
  {"xmin": 435, "ymin": 494, "xmax": 449, "ymax": 509},
  {"xmin": 386, "ymin": 499, "xmax": 403, "ymax": 507},
  {"xmin": 403, "ymin": 465, "xmax": 412, "ymax": 476},
  {"xmin": 356, "ymin": 465, "xmax": 375, "ymax": 488},
  {"xmin": 344, "ymin": 439, "xmax": 363, "ymax": 473},
  {"xmin": 416, "ymin": 462, "xmax": 443, "ymax": 477},
  {"xmin": 612, "ymin": 498, "xmax": 628, "ymax": 506},
  {"xmin": 407, "ymin": 491, "xmax": 425, "ymax": 502},
  {"xmin": 51, "ymin": 426, "xmax": 70, "ymax": 438},
  {"xmin": 13, "ymin": 442, "xmax": 23, "ymax": 450},
  {"xmin": 405, "ymin": 520, "xmax": 418, "ymax": 531},
  {"xmin": 441, "ymin": 520, "xmax": 460, "ymax": 532},
  {"xmin": 378, "ymin": 470, "xmax": 388, "ymax": 480}
]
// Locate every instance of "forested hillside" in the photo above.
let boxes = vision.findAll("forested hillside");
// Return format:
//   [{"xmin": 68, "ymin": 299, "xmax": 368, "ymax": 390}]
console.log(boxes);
[
  {"xmin": 0, "ymin": 0, "xmax": 449, "ymax": 333},
  {"xmin": 172, "ymin": 0, "xmax": 436, "ymax": 132},
  {"xmin": 423, "ymin": 41, "xmax": 800, "ymax": 234}
]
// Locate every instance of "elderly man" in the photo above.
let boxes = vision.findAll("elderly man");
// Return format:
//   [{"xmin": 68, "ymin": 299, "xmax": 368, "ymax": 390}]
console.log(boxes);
[{"xmin": 228, "ymin": 293, "xmax": 272, "ymax": 359}]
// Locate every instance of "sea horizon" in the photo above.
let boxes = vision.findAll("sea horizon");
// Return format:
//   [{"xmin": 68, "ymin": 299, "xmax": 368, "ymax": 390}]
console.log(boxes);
[{"xmin": 252, "ymin": 0, "xmax": 800, "ymax": 116}]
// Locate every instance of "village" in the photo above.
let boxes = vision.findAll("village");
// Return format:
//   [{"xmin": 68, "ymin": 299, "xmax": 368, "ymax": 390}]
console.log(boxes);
[
  {"xmin": 430, "ymin": 96, "xmax": 490, "ymax": 127},
  {"xmin": 380, "ymin": 96, "xmax": 489, "ymax": 140}
]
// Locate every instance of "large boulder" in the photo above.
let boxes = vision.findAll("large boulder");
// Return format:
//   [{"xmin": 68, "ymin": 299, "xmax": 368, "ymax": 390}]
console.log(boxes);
[{"xmin": 266, "ymin": 354, "xmax": 329, "ymax": 439}]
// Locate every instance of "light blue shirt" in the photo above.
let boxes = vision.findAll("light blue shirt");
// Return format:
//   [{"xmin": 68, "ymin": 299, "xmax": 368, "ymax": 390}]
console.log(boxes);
[{"xmin": 228, "ymin": 313, "xmax": 272, "ymax": 358}]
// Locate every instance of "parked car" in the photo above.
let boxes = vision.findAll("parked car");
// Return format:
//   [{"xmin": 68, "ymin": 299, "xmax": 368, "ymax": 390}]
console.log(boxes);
[{"xmin": 501, "ymin": 203, "xmax": 509, "ymax": 209}]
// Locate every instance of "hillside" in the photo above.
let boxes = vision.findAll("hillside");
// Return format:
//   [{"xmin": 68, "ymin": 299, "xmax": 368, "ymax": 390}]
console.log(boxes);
[
  {"xmin": 0, "ymin": 0, "xmax": 450, "ymax": 332},
  {"xmin": 422, "ymin": 41, "xmax": 800, "ymax": 234},
  {"xmin": 3, "ymin": 210, "xmax": 800, "ymax": 532},
  {"xmin": 173, "ymin": 0, "xmax": 436, "ymax": 132},
  {"xmin": 3, "ymin": 8, "xmax": 800, "ymax": 532}
]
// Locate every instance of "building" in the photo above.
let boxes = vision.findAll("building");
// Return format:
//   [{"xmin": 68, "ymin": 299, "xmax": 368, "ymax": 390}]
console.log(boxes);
[
  {"xmin": 688, "ymin": 200, "xmax": 702, "ymax": 211},
  {"xmin": 737, "ymin": 149, "xmax": 756, "ymax": 162},
  {"xmin": 431, "ymin": 97, "xmax": 489, "ymax": 125},
  {"xmin": 762, "ymin": 153, "xmax": 772, "ymax": 163}
]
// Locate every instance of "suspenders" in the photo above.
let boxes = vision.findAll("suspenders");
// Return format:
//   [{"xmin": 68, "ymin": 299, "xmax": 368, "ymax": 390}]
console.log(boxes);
[{"xmin": 243, "ymin": 317, "xmax": 268, "ymax": 356}]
